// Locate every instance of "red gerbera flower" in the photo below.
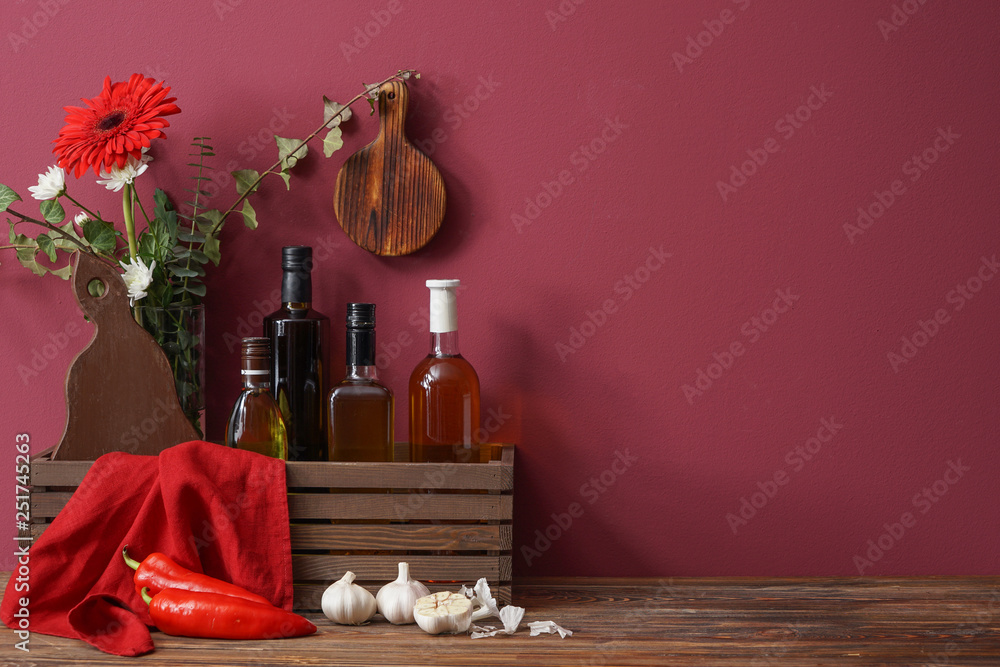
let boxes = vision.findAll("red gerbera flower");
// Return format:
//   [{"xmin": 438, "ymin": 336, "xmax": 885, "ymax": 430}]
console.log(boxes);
[{"xmin": 53, "ymin": 74, "xmax": 181, "ymax": 178}]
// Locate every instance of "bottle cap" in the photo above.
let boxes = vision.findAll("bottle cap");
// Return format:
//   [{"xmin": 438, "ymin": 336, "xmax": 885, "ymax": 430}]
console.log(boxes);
[
  {"xmin": 426, "ymin": 279, "xmax": 460, "ymax": 333},
  {"xmin": 240, "ymin": 337, "xmax": 271, "ymax": 377},
  {"xmin": 281, "ymin": 246, "xmax": 312, "ymax": 271},
  {"xmin": 346, "ymin": 302, "xmax": 375, "ymax": 329}
]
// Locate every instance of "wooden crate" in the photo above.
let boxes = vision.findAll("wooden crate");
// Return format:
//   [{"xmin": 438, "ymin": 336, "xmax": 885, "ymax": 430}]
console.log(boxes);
[{"xmin": 27, "ymin": 443, "xmax": 514, "ymax": 609}]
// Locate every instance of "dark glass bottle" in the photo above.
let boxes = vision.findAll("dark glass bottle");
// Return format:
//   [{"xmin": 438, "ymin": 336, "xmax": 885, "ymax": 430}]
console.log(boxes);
[
  {"xmin": 328, "ymin": 303, "xmax": 393, "ymax": 462},
  {"xmin": 263, "ymin": 246, "xmax": 330, "ymax": 461},
  {"xmin": 225, "ymin": 337, "xmax": 288, "ymax": 459},
  {"xmin": 409, "ymin": 280, "xmax": 481, "ymax": 463}
]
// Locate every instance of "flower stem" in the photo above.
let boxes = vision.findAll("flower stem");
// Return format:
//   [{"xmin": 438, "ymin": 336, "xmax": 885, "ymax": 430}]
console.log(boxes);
[
  {"xmin": 62, "ymin": 193, "xmax": 102, "ymax": 222},
  {"xmin": 5, "ymin": 207, "xmax": 91, "ymax": 253},
  {"xmin": 122, "ymin": 183, "xmax": 138, "ymax": 262}
]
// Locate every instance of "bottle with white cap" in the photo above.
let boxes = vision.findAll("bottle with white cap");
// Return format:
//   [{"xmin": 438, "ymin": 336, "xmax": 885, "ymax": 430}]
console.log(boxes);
[{"xmin": 409, "ymin": 279, "xmax": 481, "ymax": 463}]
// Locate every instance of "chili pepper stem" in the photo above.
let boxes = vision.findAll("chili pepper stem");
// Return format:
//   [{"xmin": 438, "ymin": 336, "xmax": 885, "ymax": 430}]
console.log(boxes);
[
  {"xmin": 141, "ymin": 587, "xmax": 153, "ymax": 605},
  {"xmin": 122, "ymin": 546, "xmax": 141, "ymax": 571}
]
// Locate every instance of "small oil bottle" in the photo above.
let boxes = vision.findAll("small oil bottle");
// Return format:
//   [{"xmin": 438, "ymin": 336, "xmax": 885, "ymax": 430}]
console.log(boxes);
[{"xmin": 225, "ymin": 337, "xmax": 288, "ymax": 459}]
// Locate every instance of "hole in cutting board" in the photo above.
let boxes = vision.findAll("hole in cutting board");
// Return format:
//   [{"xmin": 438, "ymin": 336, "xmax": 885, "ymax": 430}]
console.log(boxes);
[{"xmin": 87, "ymin": 278, "xmax": 106, "ymax": 298}]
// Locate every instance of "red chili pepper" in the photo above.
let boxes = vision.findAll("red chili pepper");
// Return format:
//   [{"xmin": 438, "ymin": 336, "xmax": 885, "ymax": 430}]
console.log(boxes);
[
  {"xmin": 123, "ymin": 545, "xmax": 273, "ymax": 607},
  {"xmin": 140, "ymin": 587, "xmax": 316, "ymax": 640}
]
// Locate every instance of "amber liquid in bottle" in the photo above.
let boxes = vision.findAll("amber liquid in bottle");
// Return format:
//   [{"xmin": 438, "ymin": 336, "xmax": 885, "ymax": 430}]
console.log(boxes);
[
  {"xmin": 263, "ymin": 246, "xmax": 330, "ymax": 461},
  {"xmin": 409, "ymin": 333, "xmax": 481, "ymax": 463},
  {"xmin": 329, "ymin": 303, "xmax": 393, "ymax": 462},
  {"xmin": 226, "ymin": 337, "xmax": 288, "ymax": 460},
  {"xmin": 409, "ymin": 280, "xmax": 481, "ymax": 463}
]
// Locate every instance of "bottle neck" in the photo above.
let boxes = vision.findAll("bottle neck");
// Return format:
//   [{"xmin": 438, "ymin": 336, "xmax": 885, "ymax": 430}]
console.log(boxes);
[
  {"xmin": 347, "ymin": 328, "xmax": 376, "ymax": 368},
  {"xmin": 430, "ymin": 330, "xmax": 461, "ymax": 357},
  {"xmin": 242, "ymin": 369, "xmax": 271, "ymax": 391},
  {"xmin": 346, "ymin": 364, "xmax": 380, "ymax": 380},
  {"xmin": 281, "ymin": 268, "xmax": 312, "ymax": 304}
]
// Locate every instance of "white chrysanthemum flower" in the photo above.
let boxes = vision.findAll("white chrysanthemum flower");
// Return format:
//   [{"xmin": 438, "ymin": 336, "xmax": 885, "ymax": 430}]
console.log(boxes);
[
  {"xmin": 97, "ymin": 153, "xmax": 153, "ymax": 192},
  {"xmin": 119, "ymin": 257, "xmax": 156, "ymax": 305},
  {"xmin": 73, "ymin": 212, "xmax": 90, "ymax": 228},
  {"xmin": 28, "ymin": 165, "xmax": 66, "ymax": 200}
]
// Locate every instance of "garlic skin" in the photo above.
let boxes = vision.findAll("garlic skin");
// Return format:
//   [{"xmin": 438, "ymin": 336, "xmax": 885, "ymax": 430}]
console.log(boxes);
[
  {"xmin": 322, "ymin": 571, "xmax": 377, "ymax": 625},
  {"xmin": 413, "ymin": 591, "xmax": 473, "ymax": 635},
  {"xmin": 376, "ymin": 562, "xmax": 430, "ymax": 624}
]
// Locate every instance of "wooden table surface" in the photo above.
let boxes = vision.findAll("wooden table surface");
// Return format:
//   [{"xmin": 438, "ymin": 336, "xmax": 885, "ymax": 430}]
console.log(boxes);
[{"xmin": 0, "ymin": 574, "xmax": 998, "ymax": 666}]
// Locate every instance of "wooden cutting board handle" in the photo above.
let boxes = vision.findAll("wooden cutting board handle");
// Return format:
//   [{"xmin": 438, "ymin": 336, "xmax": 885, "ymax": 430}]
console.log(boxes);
[
  {"xmin": 51, "ymin": 251, "xmax": 199, "ymax": 460},
  {"xmin": 334, "ymin": 80, "xmax": 446, "ymax": 256}
]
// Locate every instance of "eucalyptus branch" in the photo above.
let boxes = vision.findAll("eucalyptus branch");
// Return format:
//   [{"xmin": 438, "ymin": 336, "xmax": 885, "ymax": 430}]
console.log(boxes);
[
  {"xmin": 205, "ymin": 69, "xmax": 417, "ymax": 238},
  {"xmin": 5, "ymin": 207, "xmax": 91, "ymax": 253}
]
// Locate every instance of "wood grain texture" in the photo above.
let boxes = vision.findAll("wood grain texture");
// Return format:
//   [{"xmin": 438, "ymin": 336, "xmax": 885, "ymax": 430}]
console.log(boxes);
[
  {"xmin": 1, "ymin": 574, "xmax": 997, "ymax": 665},
  {"xmin": 51, "ymin": 252, "xmax": 198, "ymax": 460},
  {"xmin": 334, "ymin": 80, "xmax": 446, "ymax": 256}
]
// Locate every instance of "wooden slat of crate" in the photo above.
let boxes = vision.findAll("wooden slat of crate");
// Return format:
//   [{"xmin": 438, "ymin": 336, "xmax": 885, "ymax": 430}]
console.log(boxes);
[
  {"xmin": 291, "ymin": 555, "xmax": 512, "ymax": 582},
  {"xmin": 288, "ymin": 524, "xmax": 512, "ymax": 551},
  {"xmin": 29, "ymin": 444, "xmax": 514, "ymax": 490},
  {"xmin": 32, "ymin": 492, "xmax": 512, "ymax": 521}
]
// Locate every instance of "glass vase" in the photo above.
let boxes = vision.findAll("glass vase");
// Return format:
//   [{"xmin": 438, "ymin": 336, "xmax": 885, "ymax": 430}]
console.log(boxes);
[{"xmin": 136, "ymin": 304, "xmax": 206, "ymax": 437}]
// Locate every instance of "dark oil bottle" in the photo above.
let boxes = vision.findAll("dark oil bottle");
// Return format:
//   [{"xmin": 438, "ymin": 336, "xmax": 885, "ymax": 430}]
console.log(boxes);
[{"xmin": 264, "ymin": 246, "xmax": 330, "ymax": 461}]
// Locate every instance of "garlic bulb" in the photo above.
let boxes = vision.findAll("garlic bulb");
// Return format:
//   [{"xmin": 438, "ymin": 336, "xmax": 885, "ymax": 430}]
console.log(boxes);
[
  {"xmin": 322, "ymin": 571, "xmax": 377, "ymax": 625},
  {"xmin": 414, "ymin": 591, "xmax": 473, "ymax": 635},
  {"xmin": 376, "ymin": 561, "xmax": 430, "ymax": 624}
]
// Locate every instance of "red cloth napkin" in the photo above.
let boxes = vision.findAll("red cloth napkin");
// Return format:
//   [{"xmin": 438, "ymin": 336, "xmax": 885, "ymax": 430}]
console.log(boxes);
[{"xmin": 1, "ymin": 440, "xmax": 292, "ymax": 656}]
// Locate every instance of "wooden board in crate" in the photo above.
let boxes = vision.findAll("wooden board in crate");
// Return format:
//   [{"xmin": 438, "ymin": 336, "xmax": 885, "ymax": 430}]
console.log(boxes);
[{"xmin": 28, "ymin": 443, "xmax": 514, "ymax": 609}]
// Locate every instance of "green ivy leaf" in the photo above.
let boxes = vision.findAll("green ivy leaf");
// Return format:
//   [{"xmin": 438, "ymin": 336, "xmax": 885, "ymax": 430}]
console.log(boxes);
[
  {"xmin": 240, "ymin": 200, "xmax": 258, "ymax": 230},
  {"xmin": 323, "ymin": 97, "xmax": 352, "ymax": 127},
  {"xmin": 36, "ymin": 233, "xmax": 57, "ymax": 262},
  {"xmin": 40, "ymin": 199, "xmax": 65, "ymax": 224},
  {"xmin": 323, "ymin": 127, "xmax": 343, "ymax": 158},
  {"xmin": 14, "ymin": 245, "xmax": 45, "ymax": 277},
  {"xmin": 233, "ymin": 170, "xmax": 260, "ymax": 197},
  {"xmin": 50, "ymin": 264, "xmax": 72, "ymax": 280},
  {"xmin": 0, "ymin": 184, "xmax": 21, "ymax": 212},
  {"xmin": 275, "ymin": 136, "xmax": 308, "ymax": 171},
  {"xmin": 277, "ymin": 169, "xmax": 292, "ymax": 190},
  {"xmin": 203, "ymin": 233, "xmax": 221, "ymax": 266},
  {"xmin": 81, "ymin": 219, "xmax": 117, "ymax": 252},
  {"xmin": 52, "ymin": 218, "xmax": 87, "ymax": 250}
]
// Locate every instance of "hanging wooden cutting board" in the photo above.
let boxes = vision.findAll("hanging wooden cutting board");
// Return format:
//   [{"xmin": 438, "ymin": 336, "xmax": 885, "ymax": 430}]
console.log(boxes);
[
  {"xmin": 334, "ymin": 80, "xmax": 446, "ymax": 256},
  {"xmin": 51, "ymin": 251, "xmax": 199, "ymax": 460}
]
